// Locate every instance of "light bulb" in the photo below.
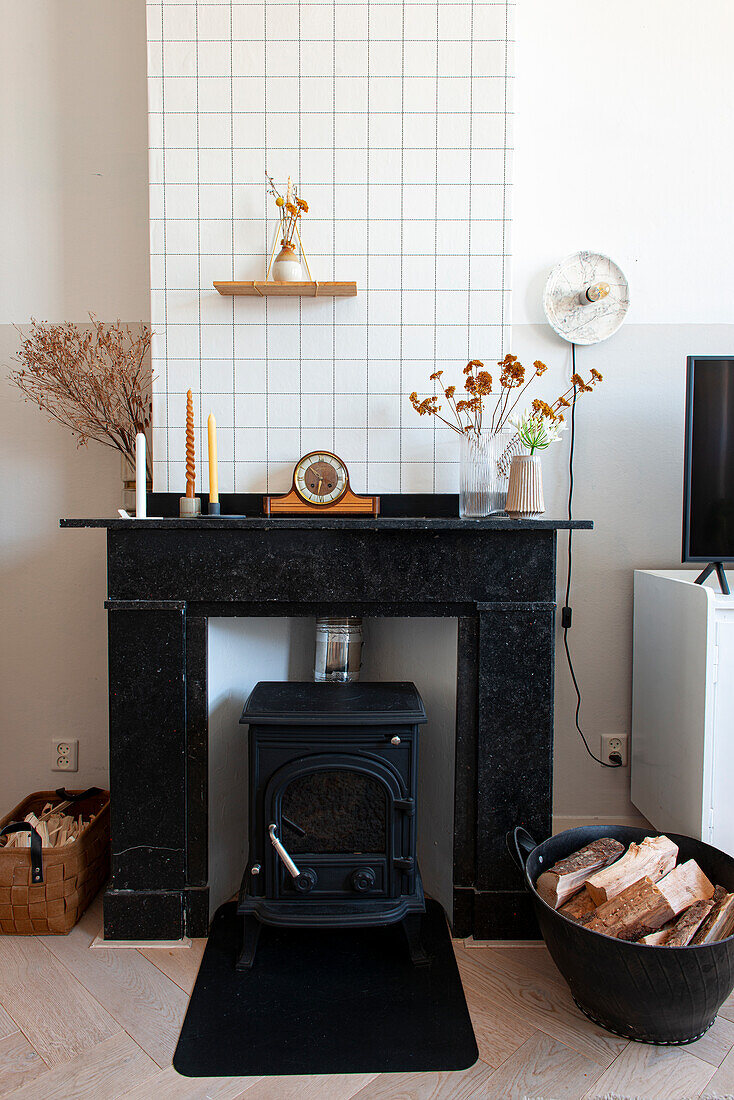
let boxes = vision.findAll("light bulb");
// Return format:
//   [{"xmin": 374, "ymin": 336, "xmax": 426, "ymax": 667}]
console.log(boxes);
[{"xmin": 584, "ymin": 282, "xmax": 610, "ymax": 303}]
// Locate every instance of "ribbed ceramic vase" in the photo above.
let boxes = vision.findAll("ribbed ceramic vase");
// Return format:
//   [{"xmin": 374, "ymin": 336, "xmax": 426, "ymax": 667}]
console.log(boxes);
[
  {"xmin": 272, "ymin": 243, "xmax": 302, "ymax": 282},
  {"xmin": 505, "ymin": 454, "xmax": 545, "ymax": 518}
]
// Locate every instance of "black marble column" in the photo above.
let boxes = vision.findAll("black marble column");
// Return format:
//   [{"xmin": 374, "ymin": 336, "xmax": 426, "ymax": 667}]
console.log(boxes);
[{"xmin": 105, "ymin": 601, "xmax": 188, "ymax": 939}]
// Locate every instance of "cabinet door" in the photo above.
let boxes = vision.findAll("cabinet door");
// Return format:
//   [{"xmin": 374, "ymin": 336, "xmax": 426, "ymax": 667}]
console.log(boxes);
[{"xmin": 711, "ymin": 616, "xmax": 734, "ymax": 856}]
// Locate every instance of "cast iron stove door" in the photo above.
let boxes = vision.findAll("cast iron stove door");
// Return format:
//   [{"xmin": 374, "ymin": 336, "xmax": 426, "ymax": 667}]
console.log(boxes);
[{"xmin": 267, "ymin": 757, "xmax": 409, "ymax": 900}]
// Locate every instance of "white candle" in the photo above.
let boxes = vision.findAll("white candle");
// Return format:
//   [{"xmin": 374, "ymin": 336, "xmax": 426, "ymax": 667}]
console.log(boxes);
[{"xmin": 135, "ymin": 433, "xmax": 147, "ymax": 519}]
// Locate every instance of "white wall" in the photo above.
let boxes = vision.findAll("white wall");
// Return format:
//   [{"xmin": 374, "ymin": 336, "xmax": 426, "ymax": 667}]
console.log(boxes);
[
  {"xmin": 510, "ymin": 0, "xmax": 734, "ymax": 825},
  {"xmin": 1, "ymin": 0, "xmax": 150, "ymax": 322},
  {"xmin": 512, "ymin": 0, "xmax": 734, "ymax": 326},
  {"xmin": 0, "ymin": 0, "xmax": 149, "ymax": 811}
]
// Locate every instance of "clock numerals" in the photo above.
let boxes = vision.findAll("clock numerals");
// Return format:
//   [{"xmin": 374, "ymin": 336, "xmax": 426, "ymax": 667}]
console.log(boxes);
[{"xmin": 295, "ymin": 452, "xmax": 348, "ymax": 506}]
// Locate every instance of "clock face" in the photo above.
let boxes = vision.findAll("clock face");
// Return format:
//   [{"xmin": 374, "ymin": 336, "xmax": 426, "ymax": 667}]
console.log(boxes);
[{"xmin": 294, "ymin": 451, "xmax": 348, "ymax": 506}]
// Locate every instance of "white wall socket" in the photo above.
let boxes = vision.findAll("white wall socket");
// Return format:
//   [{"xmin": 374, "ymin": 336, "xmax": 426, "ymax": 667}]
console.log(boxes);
[
  {"xmin": 600, "ymin": 734, "xmax": 628, "ymax": 767},
  {"xmin": 52, "ymin": 739, "xmax": 78, "ymax": 772}
]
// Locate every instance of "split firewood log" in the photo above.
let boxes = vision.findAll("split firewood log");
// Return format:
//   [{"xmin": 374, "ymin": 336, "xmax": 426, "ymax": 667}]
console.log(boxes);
[
  {"xmin": 662, "ymin": 900, "xmax": 714, "ymax": 946},
  {"xmin": 692, "ymin": 886, "xmax": 734, "ymax": 944},
  {"xmin": 585, "ymin": 835, "xmax": 678, "ymax": 905},
  {"xmin": 639, "ymin": 927, "xmax": 673, "ymax": 946},
  {"xmin": 559, "ymin": 887, "xmax": 597, "ymax": 923},
  {"xmin": 585, "ymin": 877, "xmax": 676, "ymax": 941},
  {"xmin": 536, "ymin": 838, "xmax": 624, "ymax": 909},
  {"xmin": 38, "ymin": 799, "xmax": 72, "ymax": 822},
  {"xmin": 586, "ymin": 860, "xmax": 714, "ymax": 941},
  {"xmin": 1, "ymin": 806, "xmax": 91, "ymax": 851},
  {"xmin": 657, "ymin": 860, "xmax": 715, "ymax": 914}
]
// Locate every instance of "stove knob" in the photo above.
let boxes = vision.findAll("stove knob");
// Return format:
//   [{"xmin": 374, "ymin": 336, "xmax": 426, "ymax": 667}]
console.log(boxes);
[
  {"xmin": 351, "ymin": 867, "xmax": 376, "ymax": 892},
  {"xmin": 391, "ymin": 736, "xmax": 401, "ymax": 745},
  {"xmin": 294, "ymin": 869, "xmax": 317, "ymax": 893}
]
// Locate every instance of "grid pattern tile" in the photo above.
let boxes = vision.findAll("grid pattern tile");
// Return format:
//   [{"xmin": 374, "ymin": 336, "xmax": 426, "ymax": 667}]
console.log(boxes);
[{"xmin": 147, "ymin": 0, "xmax": 514, "ymax": 495}]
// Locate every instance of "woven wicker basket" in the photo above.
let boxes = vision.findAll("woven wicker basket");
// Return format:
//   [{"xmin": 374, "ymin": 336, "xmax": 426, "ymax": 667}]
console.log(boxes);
[{"xmin": 0, "ymin": 788, "xmax": 110, "ymax": 935}]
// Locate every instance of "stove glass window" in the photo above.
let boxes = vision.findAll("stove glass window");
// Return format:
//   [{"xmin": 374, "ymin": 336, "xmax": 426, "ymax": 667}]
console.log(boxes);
[{"xmin": 281, "ymin": 769, "xmax": 387, "ymax": 854}]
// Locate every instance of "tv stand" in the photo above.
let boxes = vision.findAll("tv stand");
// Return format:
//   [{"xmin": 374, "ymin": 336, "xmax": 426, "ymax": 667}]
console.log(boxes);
[{"xmin": 694, "ymin": 561, "xmax": 730, "ymax": 595}]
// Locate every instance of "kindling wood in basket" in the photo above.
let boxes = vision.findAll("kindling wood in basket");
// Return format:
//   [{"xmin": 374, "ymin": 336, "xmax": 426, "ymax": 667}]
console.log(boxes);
[{"xmin": 0, "ymin": 787, "xmax": 110, "ymax": 935}]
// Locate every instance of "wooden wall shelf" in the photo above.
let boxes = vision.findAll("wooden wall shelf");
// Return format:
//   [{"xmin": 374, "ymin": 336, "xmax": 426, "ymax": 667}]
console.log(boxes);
[{"xmin": 213, "ymin": 280, "xmax": 357, "ymax": 298}]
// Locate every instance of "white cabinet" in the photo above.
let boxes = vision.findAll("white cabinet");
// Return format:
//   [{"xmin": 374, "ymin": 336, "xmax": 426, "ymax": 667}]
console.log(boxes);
[{"xmin": 631, "ymin": 570, "xmax": 734, "ymax": 851}]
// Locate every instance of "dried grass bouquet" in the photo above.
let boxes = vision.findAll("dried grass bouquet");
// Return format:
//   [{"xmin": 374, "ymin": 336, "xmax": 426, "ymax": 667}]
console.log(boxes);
[{"xmin": 9, "ymin": 317, "xmax": 153, "ymax": 478}]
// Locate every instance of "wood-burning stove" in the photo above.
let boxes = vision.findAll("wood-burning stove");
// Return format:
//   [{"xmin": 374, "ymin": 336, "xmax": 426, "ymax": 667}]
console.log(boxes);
[{"xmin": 237, "ymin": 681, "xmax": 427, "ymax": 968}]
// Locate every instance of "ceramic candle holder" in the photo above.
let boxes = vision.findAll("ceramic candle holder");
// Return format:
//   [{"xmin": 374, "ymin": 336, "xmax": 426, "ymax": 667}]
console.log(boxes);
[{"xmin": 180, "ymin": 496, "xmax": 201, "ymax": 517}]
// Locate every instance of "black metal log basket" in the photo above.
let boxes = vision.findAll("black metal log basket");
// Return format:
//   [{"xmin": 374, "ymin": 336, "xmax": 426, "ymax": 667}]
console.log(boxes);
[{"xmin": 509, "ymin": 824, "xmax": 734, "ymax": 1045}]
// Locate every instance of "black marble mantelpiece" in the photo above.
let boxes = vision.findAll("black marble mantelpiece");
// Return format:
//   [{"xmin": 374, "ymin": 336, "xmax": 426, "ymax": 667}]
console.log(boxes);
[{"xmin": 62, "ymin": 515, "xmax": 592, "ymax": 941}]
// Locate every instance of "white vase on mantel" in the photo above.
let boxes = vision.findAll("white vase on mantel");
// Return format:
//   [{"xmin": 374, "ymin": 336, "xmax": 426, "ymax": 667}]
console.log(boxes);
[
  {"xmin": 272, "ymin": 242, "xmax": 302, "ymax": 282},
  {"xmin": 505, "ymin": 454, "xmax": 545, "ymax": 519}
]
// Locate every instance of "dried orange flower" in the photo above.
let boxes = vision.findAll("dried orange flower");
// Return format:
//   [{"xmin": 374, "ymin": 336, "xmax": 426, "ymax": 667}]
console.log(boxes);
[
  {"xmin": 408, "ymin": 353, "xmax": 601, "ymax": 438},
  {"xmin": 266, "ymin": 172, "xmax": 309, "ymax": 252},
  {"xmin": 532, "ymin": 398, "xmax": 557, "ymax": 421}
]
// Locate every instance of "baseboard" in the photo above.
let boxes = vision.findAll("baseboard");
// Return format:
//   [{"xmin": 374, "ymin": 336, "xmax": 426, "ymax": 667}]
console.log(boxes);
[
  {"xmin": 91, "ymin": 934, "xmax": 192, "ymax": 949},
  {"xmin": 552, "ymin": 811, "xmax": 653, "ymax": 834}
]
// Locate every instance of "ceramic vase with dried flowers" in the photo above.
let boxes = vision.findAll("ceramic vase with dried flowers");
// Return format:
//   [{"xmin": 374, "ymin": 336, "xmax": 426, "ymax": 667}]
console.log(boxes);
[
  {"xmin": 266, "ymin": 174, "xmax": 310, "ymax": 282},
  {"xmin": 505, "ymin": 409, "xmax": 565, "ymax": 517},
  {"xmin": 9, "ymin": 317, "xmax": 153, "ymax": 512},
  {"xmin": 409, "ymin": 355, "xmax": 602, "ymax": 518}
]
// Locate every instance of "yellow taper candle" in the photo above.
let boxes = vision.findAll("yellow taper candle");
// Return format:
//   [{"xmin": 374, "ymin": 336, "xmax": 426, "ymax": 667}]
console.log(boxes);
[{"xmin": 208, "ymin": 413, "xmax": 219, "ymax": 504}]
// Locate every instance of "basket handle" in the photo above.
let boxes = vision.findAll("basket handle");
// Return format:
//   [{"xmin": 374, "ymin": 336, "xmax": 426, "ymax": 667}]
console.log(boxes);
[
  {"xmin": 0, "ymin": 823, "xmax": 43, "ymax": 883},
  {"xmin": 55, "ymin": 787, "xmax": 102, "ymax": 803},
  {"xmin": 506, "ymin": 826, "xmax": 538, "ymax": 873}
]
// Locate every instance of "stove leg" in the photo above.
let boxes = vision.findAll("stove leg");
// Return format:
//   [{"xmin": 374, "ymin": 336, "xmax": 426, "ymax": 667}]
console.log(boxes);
[
  {"xmin": 401, "ymin": 913, "xmax": 430, "ymax": 967},
  {"xmin": 236, "ymin": 915, "xmax": 261, "ymax": 971}
]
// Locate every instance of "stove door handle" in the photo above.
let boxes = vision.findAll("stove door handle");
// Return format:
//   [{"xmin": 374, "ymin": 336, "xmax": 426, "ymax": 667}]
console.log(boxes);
[{"xmin": 269, "ymin": 823, "xmax": 300, "ymax": 878}]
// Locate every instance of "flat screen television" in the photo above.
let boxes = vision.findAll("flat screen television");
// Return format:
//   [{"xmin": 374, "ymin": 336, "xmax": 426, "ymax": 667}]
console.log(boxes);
[{"xmin": 683, "ymin": 356, "xmax": 734, "ymax": 569}]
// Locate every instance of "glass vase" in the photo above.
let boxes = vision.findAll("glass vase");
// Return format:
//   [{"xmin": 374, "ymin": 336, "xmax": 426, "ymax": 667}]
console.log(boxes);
[{"xmin": 459, "ymin": 427, "xmax": 516, "ymax": 518}]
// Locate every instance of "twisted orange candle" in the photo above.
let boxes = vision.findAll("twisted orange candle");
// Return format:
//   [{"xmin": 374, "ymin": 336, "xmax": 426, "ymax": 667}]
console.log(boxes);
[{"xmin": 185, "ymin": 389, "xmax": 195, "ymax": 498}]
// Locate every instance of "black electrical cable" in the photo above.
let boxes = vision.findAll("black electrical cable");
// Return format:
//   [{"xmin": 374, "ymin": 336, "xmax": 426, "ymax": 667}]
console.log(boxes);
[{"xmin": 563, "ymin": 342, "xmax": 622, "ymax": 768}]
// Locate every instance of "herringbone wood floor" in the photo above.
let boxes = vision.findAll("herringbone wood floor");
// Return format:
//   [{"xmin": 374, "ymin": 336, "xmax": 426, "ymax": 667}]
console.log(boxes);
[{"xmin": 1, "ymin": 895, "xmax": 733, "ymax": 1099}]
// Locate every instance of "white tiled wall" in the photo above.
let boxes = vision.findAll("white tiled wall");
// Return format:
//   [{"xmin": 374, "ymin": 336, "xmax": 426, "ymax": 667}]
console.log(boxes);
[{"xmin": 147, "ymin": 0, "xmax": 514, "ymax": 494}]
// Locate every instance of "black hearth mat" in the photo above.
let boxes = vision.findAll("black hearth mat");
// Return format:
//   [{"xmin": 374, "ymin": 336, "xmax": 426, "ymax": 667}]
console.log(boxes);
[{"xmin": 173, "ymin": 899, "xmax": 478, "ymax": 1077}]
